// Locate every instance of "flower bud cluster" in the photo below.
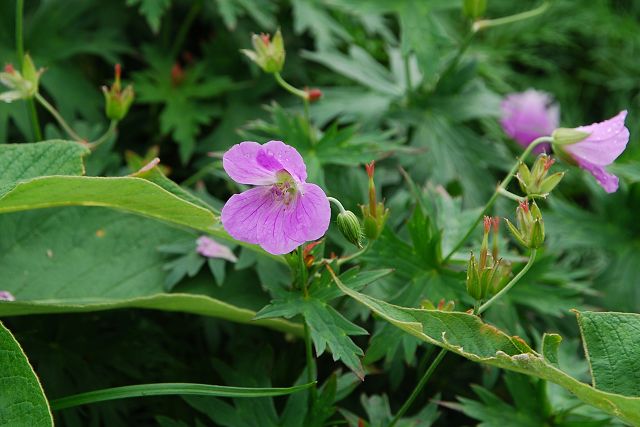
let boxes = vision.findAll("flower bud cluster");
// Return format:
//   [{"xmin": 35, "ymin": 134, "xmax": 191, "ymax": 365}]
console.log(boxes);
[
  {"xmin": 516, "ymin": 154, "xmax": 564, "ymax": 197},
  {"xmin": 0, "ymin": 54, "xmax": 42, "ymax": 103},
  {"xmin": 466, "ymin": 217, "xmax": 512, "ymax": 301},
  {"xmin": 241, "ymin": 30, "xmax": 285, "ymax": 74}
]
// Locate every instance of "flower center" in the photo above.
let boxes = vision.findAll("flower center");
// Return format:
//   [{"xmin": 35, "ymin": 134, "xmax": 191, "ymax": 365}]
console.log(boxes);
[{"xmin": 272, "ymin": 170, "xmax": 298, "ymax": 205}]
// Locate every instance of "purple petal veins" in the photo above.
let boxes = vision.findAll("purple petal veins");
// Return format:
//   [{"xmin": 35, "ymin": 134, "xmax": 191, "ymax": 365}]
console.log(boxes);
[
  {"xmin": 0, "ymin": 291, "xmax": 15, "ymax": 301},
  {"xmin": 221, "ymin": 141, "xmax": 330, "ymax": 255}
]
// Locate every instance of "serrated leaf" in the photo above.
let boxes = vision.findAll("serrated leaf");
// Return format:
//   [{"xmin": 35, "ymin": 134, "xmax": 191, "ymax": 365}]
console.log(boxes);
[
  {"xmin": 127, "ymin": 0, "xmax": 171, "ymax": 33},
  {"xmin": 0, "ymin": 322, "xmax": 52, "ymax": 427},
  {"xmin": 334, "ymin": 276, "xmax": 640, "ymax": 425}
]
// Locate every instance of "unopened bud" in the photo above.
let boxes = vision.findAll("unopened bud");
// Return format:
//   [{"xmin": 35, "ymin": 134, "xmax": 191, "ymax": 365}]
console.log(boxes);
[
  {"xmin": 552, "ymin": 128, "xmax": 590, "ymax": 146},
  {"xmin": 466, "ymin": 252, "xmax": 482, "ymax": 300},
  {"xmin": 241, "ymin": 29, "xmax": 285, "ymax": 74},
  {"xmin": 102, "ymin": 64, "xmax": 134, "ymax": 121},
  {"xmin": 336, "ymin": 210, "xmax": 363, "ymax": 248},
  {"xmin": 306, "ymin": 88, "xmax": 322, "ymax": 102},
  {"xmin": 463, "ymin": 0, "xmax": 487, "ymax": 18},
  {"xmin": 360, "ymin": 161, "xmax": 388, "ymax": 240}
]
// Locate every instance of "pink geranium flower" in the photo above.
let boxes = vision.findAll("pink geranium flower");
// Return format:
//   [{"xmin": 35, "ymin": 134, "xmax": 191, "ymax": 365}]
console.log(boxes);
[
  {"xmin": 558, "ymin": 110, "xmax": 630, "ymax": 193},
  {"xmin": 196, "ymin": 236, "xmax": 237, "ymax": 262},
  {"xmin": 500, "ymin": 89, "xmax": 559, "ymax": 153},
  {"xmin": 0, "ymin": 291, "xmax": 15, "ymax": 301},
  {"xmin": 221, "ymin": 140, "xmax": 330, "ymax": 255}
]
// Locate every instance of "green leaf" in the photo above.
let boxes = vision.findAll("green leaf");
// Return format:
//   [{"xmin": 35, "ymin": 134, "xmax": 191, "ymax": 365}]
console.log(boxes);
[
  {"xmin": 0, "ymin": 140, "xmax": 89, "ymax": 184},
  {"xmin": 0, "ymin": 322, "xmax": 52, "ymax": 427},
  {"xmin": 0, "ymin": 175, "xmax": 216, "ymax": 231},
  {"xmin": 126, "ymin": 0, "xmax": 171, "ymax": 33},
  {"xmin": 50, "ymin": 381, "xmax": 314, "ymax": 410},
  {"xmin": 0, "ymin": 207, "xmax": 299, "ymax": 336},
  {"xmin": 576, "ymin": 311, "xmax": 640, "ymax": 397},
  {"xmin": 334, "ymin": 276, "xmax": 640, "ymax": 425}
]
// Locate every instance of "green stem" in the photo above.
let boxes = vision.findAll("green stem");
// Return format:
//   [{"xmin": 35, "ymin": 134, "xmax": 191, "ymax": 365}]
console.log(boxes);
[
  {"xmin": 88, "ymin": 120, "xmax": 117, "ymax": 150},
  {"xmin": 274, "ymin": 72, "xmax": 309, "ymax": 100},
  {"xmin": 497, "ymin": 187, "xmax": 526, "ymax": 202},
  {"xmin": 50, "ymin": 382, "xmax": 314, "ymax": 411},
  {"xmin": 327, "ymin": 196, "xmax": 347, "ymax": 214},
  {"xmin": 388, "ymin": 348, "xmax": 447, "ymax": 427},
  {"xmin": 35, "ymin": 92, "xmax": 85, "ymax": 142},
  {"xmin": 170, "ymin": 0, "xmax": 202, "ymax": 58},
  {"xmin": 477, "ymin": 248, "xmax": 537, "ymax": 314},
  {"xmin": 434, "ymin": 31, "xmax": 475, "ymax": 89},
  {"xmin": 442, "ymin": 136, "xmax": 552, "ymax": 263},
  {"xmin": 473, "ymin": 2, "xmax": 549, "ymax": 32},
  {"xmin": 16, "ymin": 0, "xmax": 42, "ymax": 141},
  {"xmin": 298, "ymin": 247, "xmax": 317, "ymax": 406}
]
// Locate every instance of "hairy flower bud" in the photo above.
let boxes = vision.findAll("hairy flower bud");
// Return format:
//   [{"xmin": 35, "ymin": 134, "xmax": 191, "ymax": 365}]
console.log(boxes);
[
  {"xmin": 102, "ymin": 64, "xmax": 134, "ymax": 121},
  {"xmin": 336, "ymin": 210, "xmax": 363, "ymax": 248},
  {"xmin": 241, "ymin": 29, "xmax": 285, "ymax": 74},
  {"xmin": 505, "ymin": 201, "xmax": 545, "ymax": 249},
  {"xmin": 551, "ymin": 128, "xmax": 590, "ymax": 146},
  {"xmin": 360, "ymin": 161, "xmax": 388, "ymax": 240}
]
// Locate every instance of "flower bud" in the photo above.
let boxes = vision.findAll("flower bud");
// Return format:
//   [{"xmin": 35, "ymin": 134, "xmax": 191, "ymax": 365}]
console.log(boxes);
[
  {"xmin": 0, "ymin": 54, "xmax": 43, "ymax": 103},
  {"xmin": 306, "ymin": 88, "xmax": 322, "ymax": 102},
  {"xmin": 463, "ymin": 0, "xmax": 487, "ymax": 18},
  {"xmin": 241, "ymin": 29, "xmax": 285, "ymax": 74},
  {"xmin": 505, "ymin": 201, "xmax": 545, "ymax": 249},
  {"xmin": 516, "ymin": 154, "xmax": 564, "ymax": 197},
  {"xmin": 466, "ymin": 252, "xmax": 482, "ymax": 300},
  {"xmin": 102, "ymin": 64, "xmax": 134, "ymax": 121},
  {"xmin": 360, "ymin": 161, "xmax": 388, "ymax": 240},
  {"xmin": 551, "ymin": 128, "xmax": 590, "ymax": 146},
  {"xmin": 336, "ymin": 210, "xmax": 363, "ymax": 248}
]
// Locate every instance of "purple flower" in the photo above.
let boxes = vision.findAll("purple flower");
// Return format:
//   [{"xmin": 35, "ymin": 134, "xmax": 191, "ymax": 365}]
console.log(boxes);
[
  {"xmin": 500, "ymin": 89, "xmax": 559, "ymax": 153},
  {"xmin": 196, "ymin": 236, "xmax": 238, "ymax": 262},
  {"xmin": 0, "ymin": 291, "xmax": 15, "ymax": 301},
  {"xmin": 560, "ymin": 110, "xmax": 630, "ymax": 193},
  {"xmin": 221, "ymin": 141, "xmax": 331, "ymax": 255}
]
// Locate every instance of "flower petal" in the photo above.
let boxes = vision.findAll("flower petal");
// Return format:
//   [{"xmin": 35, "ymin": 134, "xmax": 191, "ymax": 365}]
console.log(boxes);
[
  {"xmin": 256, "ymin": 183, "xmax": 330, "ymax": 255},
  {"xmin": 221, "ymin": 186, "xmax": 272, "ymax": 245},
  {"xmin": 223, "ymin": 141, "xmax": 280, "ymax": 185},
  {"xmin": 196, "ymin": 236, "xmax": 237, "ymax": 262},
  {"xmin": 262, "ymin": 140, "xmax": 307, "ymax": 182},
  {"xmin": 565, "ymin": 111, "xmax": 629, "ymax": 165},
  {"xmin": 223, "ymin": 140, "xmax": 307, "ymax": 185},
  {"xmin": 577, "ymin": 159, "xmax": 619, "ymax": 193},
  {"xmin": 500, "ymin": 89, "xmax": 559, "ymax": 149}
]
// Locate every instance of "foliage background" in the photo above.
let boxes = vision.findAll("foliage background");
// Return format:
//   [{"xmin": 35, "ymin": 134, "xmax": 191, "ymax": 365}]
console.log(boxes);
[{"xmin": 0, "ymin": 0, "xmax": 638, "ymax": 425}]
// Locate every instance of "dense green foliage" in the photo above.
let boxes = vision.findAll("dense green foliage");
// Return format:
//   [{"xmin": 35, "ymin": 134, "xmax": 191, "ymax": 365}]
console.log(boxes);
[{"xmin": 0, "ymin": 0, "xmax": 639, "ymax": 426}]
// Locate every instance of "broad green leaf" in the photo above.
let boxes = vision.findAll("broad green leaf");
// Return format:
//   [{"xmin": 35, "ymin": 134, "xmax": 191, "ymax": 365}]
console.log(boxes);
[
  {"xmin": 0, "ymin": 140, "xmax": 89, "ymax": 184},
  {"xmin": 334, "ymin": 276, "xmax": 640, "ymax": 425},
  {"xmin": 0, "ymin": 175, "xmax": 216, "ymax": 231},
  {"xmin": 0, "ymin": 207, "xmax": 299, "ymax": 336},
  {"xmin": 0, "ymin": 322, "xmax": 52, "ymax": 427},
  {"xmin": 576, "ymin": 311, "xmax": 640, "ymax": 397}
]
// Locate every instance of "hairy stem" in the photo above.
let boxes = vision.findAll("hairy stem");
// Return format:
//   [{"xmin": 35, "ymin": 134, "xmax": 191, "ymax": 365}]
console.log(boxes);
[
  {"xmin": 442, "ymin": 136, "xmax": 552, "ymax": 263},
  {"xmin": 299, "ymin": 247, "xmax": 317, "ymax": 406},
  {"xmin": 16, "ymin": 0, "xmax": 42, "ymax": 141},
  {"xmin": 35, "ymin": 92, "xmax": 85, "ymax": 142},
  {"xmin": 274, "ymin": 72, "xmax": 309, "ymax": 100},
  {"xmin": 473, "ymin": 2, "xmax": 549, "ymax": 32}
]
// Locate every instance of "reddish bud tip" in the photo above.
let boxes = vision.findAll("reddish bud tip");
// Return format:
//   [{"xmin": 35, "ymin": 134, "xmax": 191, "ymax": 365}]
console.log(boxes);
[
  {"xmin": 260, "ymin": 33, "xmax": 271, "ymax": 45},
  {"xmin": 365, "ymin": 161, "xmax": 375, "ymax": 178},
  {"xmin": 544, "ymin": 157, "xmax": 555, "ymax": 171},
  {"xmin": 306, "ymin": 88, "xmax": 322, "ymax": 102},
  {"xmin": 171, "ymin": 63, "xmax": 184, "ymax": 86},
  {"xmin": 491, "ymin": 216, "xmax": 500, "ymax": 232},
  {"xmin": 519, "ymin": 200, "xmax": 529, "ymax": 213},
  {"xmin": 358, "ymin": 419, "xmax": 365, "ymax": 427},
  {"xmin": 4, "ymin": 64, "xmax": 15, "ymax": 74},
  {"xmin": 483, "ymin": 216, "xmax": 492, "ymax": 233},
  {"xmin": 437, "ymin": 298, "xmax": 446, "ymax": 310},
  {"xmin": 303, "ymin": 240, "xmax": 323, "ymax": 257},
  {"xmin": 115, "ymin": 63, "xmax": 121, "ymax": 80}
]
